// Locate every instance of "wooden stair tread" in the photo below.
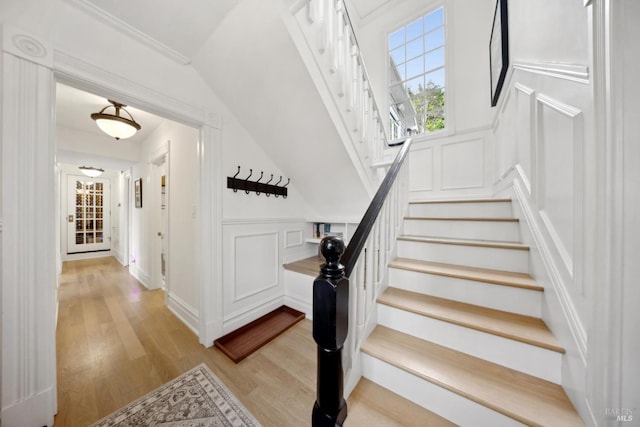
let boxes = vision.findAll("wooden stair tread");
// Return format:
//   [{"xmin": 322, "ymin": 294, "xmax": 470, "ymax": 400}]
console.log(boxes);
[
  {"xmin": 349, "ymin": 378, "xmax": 457, "ymax": 427},
  {"xmin": 405, "ymin": 216, "xmax": 519, "ymax": 222},
  {"xmin": 398, "ymin": 235, "xmax": 529, "ymax": 250},
  {"xmin": 283, "ymin": 256, "xmax": 322, "ymax": 277},
  {"xmin": 379, "ymin": 287, "xmax": 563, "ymax": 352},
  {"xmin": 389, "ymin": 257, "xmax": 542, "ymax": 291},
  {"xmin": 410, "ymin": 198, "xmax": 512, "ymax": 205},
  {"xmin": 362, "ymin": 326, "xmax": 584, "ymax": 427}
]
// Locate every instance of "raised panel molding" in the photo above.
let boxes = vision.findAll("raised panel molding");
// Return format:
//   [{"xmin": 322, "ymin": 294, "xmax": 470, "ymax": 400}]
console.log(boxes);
[
  {"xmin": 285, "ymin": 230, "xmax": 304, "ymax": 248},
  {"xmin": 513, "ymin": 61, "xmax": 590, "ymax": 84},
  {"xmin": 441, "ymin": 138, "xmax": 485, "ymax": 190},
  {"xmin": 535, "ymin": 94, "xmax": 584, "ymax": 290},
  {"xmin": 514, "ymin": 84, "xmax": 535, "ymax": 194},
  {"xmin": 233, "ymin": 232, "xmax": 280, "ymax": 302},
  {"xmin": 409, "ymin": 146, "xmax": 434, "ymax": 192}
]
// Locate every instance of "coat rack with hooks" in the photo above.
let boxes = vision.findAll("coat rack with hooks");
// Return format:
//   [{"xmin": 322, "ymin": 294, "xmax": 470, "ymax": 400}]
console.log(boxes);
[{"xmin": 227, "ymin": 166, "xmax": 290, "ymax": 198}]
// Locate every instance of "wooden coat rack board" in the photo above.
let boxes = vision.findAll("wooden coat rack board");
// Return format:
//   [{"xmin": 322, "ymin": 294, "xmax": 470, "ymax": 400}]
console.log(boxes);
[{"xmin": 227, "ymin": 166, "xmax": 289, "ymax": 198}]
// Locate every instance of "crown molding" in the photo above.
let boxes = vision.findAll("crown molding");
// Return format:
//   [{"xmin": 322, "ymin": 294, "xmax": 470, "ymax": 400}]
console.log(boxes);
[{"xmin": 62, "ymin": 0, "xmax": 191, "ymax": 65}]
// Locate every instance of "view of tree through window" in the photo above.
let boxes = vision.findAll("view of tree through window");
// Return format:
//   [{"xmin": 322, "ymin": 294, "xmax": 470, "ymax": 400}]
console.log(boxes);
[{"xmin": 388, "ymin": 7, "xmax": 445, "ymax": 139}]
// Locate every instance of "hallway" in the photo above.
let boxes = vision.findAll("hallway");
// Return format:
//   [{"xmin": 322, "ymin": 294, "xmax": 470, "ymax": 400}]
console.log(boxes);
[{"xmin": 54, "ymin": 257, "xmax": 450, "ymax": 426}]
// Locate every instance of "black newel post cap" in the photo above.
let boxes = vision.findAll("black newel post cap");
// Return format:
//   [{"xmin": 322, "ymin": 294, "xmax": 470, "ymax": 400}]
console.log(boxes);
[{"xmin": 320, "ymin": 236, "xmax": 345, "ymax": 279}]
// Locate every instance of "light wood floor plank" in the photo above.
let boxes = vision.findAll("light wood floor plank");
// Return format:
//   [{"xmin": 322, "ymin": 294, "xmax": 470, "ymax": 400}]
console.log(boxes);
[{"xmin": 55, "ymin": 256, "xmax": 444, "ymax": 426}]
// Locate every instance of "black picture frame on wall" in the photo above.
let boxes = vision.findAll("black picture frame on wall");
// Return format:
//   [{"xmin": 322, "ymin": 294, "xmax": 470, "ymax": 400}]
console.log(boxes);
[
  {"xmin": 490, "ymin": 0, "xmax": 509, "ymax": 107},
  {"xmin": 135, "ymin": 178, "xmax": 143, "ymax": 208}
]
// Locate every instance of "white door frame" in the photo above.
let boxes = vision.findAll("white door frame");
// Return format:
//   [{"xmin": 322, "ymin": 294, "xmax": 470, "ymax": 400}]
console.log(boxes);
[
  {"xmin": 0, "ymin": 28, "xmax": 223, "ymax": 425},
  {"xmin": 55, "ymin": 62, "xmax": 224, "ymax": 347},
  {"xmin": 150, "ymin": 152, "xmax": 169, "ymax": 292}
]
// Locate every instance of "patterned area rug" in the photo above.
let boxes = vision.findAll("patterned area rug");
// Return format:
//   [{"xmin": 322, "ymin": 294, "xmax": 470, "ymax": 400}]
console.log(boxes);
[{"xmin": 91, "ymin": 363, "xmax": 261, "ymax": 426}]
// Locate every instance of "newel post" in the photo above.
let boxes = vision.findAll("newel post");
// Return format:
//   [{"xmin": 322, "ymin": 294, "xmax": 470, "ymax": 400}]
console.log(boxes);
[{"xmin": 312, "ymin": 236, "xmax": 349, "ymax": 426}]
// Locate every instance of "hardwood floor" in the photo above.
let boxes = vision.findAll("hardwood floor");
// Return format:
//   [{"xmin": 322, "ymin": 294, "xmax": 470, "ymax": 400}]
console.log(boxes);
[{"xmin": 55, "ymin": 257, "xmax": 452, "ymax": 426}]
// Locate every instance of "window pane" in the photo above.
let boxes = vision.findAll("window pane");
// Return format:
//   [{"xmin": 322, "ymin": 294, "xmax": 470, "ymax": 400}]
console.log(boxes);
[
  {"xmin": 76, "ymin": 233, "xmax": 84, "ymax": 245},
  {"xmin": 96, "ymin": 232, "xmax": 103, "ymax": 243},
  {"xmin": 389, "ymin": 28, "xmax": 404, "ymax": 50},
  {"xmin": 406, "ymin": 18, "xmax": 423, "ymax": 41},
  {"xmin": 425, "ymin": 8, "xmax": 444, "ymax": 32},
  {"xmin": 406, "ymin": 75, "xmax": 424, "ymax": 96},
  {"xmin": 405, "ymin": 37, "xmax": 423, "ymax": 61},
  {"xmin": 425, "ymin": 28, "xmax": 444, "ymax": 51},
  {"xmin": 390, "ymin": 46, "xmax": 405, "ymax": 67},
  {"xmin": 425, "ymin": 47, "xmax": 445, "ymax": 72},
  {"xmin": 405, "ymin": 56, "xmax": 424, "ymax": 80},
  {"xmin": 389, "ymin": 7, "xmax": 445, "ymax": 137},
  {"xmin": 425, "ymin": 68, "xmax": 445, "ymax": 89},
  {"xmin": 86, "ymin": 233, "xmax": 94, "ymax": 244}
]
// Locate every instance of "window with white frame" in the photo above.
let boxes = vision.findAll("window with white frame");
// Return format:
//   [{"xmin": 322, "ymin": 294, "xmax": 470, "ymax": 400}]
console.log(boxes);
[{"xmin": 388, "ymin": 7, "xmax": 445, "ymax": 138}]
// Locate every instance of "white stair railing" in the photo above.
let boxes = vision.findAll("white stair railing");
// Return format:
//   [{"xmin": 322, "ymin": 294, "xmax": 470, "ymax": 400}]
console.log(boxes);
[{"xmin": 288, "ymin": 0, "xmax": 388, "ymax": 190}]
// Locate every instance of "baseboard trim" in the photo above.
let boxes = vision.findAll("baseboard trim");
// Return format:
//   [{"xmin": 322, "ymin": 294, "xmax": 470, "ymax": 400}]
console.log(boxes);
[
  {"xmin": 222, "ymin": 297, "xmax": 285, "ymax": 335},
  {"xmin": 167, "ymin": 292, "xmax": 199, "ymax": 336},
  {"xmin": 129, "ymin": 264, "xmax": 150, "ymax": 289},
  {"xmin": 1, "ymin": 386, "xmax": 55, "ymax": 427}
]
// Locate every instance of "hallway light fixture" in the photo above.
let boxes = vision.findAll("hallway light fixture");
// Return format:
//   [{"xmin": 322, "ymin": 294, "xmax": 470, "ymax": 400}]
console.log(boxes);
[
  {"xmin": 91, "ymin": 100, "xmax": 141, "ymax": 140},
  {"xmin": 79, "ymin": 166, "xmax": 104, "ymax": 178}
]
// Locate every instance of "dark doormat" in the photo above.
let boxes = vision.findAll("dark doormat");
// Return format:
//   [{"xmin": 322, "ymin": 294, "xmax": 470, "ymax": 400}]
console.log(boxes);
[{"xmin": 214, "ymin": 305, "xmax": 305, "ymax": 363}]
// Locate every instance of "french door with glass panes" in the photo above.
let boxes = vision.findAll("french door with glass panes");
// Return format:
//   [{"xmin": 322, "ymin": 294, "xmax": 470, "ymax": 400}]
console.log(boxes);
[{"xmin": 67, "ymin": 175, "xmax": 110, "ymax": 253}]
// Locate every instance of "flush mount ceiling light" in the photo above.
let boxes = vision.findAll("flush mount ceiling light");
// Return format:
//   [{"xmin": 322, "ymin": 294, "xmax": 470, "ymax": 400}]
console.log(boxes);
[
  {"xmin": 91, "ymin": 100, "xmax": 141, "ymax": 140},
  {"xmin": 79, "ymin": 166, "xmax": 104, "ymax": 178}
]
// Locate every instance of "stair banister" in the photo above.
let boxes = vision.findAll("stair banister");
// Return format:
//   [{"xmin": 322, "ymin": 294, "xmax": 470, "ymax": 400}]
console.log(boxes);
[{"xmin": 312, "ymin": 137, "xmax": 413, "ymax": 427}]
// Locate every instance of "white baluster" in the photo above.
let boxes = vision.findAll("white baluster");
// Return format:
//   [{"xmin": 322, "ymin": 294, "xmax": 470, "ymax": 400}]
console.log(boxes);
[{"xmin": 326, "ymin": 0, "xmax": 335, "ymax": 70}]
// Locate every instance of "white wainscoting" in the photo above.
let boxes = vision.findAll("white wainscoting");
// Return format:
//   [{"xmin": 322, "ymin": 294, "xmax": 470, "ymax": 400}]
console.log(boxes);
[
  {"xmin": 406, "ymin": 129, "xmax": 493, "ymax": 200},
  {"xmin": 491, "ymin": 61, "xmax": 593, "ymax": 425},
  {"xmin": 221, "ymin": 218, "xmax": 315, "ymax": 334}
]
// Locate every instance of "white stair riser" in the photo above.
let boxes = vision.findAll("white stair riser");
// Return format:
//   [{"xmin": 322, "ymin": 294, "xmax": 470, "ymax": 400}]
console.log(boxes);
[
  {"xmin": 388, "ymin": 268, "xmax": 542, "ymax": 317},
  {"xmin": 397, "ymin": 241, "xmax": 529, "ymax": 274},
  {"xmin": 361, "ymin": 354, "xmax": 527, "ymax": 427},
  {"xmin": 409, "ymin": 202, "xmax": 513, "ymax": 218},
  {"xmin": 283, "ymin": 270, "xmax": 313, "ymax": 319},
  {"xmin": 403, "ymin": 219, "xmax": 520, "ymax": 242},
  {"xmin": 377, "ymin": 305, "xmax": 562, "ymax": 384}
]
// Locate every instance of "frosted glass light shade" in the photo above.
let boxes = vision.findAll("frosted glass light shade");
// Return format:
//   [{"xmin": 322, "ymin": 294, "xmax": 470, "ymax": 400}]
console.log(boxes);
[
  {"xmin": 79, "ymin": 166, "xmax": 104, "ymax": 178},
  {"xmin": 91, "ymin": 100, "xmax": 141, "ymax": 140},
  {"xmin": 95, "ymin": 117, "xmax": 138, "ymax": 140}
]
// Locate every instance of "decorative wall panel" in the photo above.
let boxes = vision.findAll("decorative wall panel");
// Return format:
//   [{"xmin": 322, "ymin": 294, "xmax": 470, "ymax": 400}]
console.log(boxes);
[
  {"xmin": 441, "ymin": 138, "xmax": 484, "ymax": 190},
  {"xmin": 536, "ymin": 94, "xmax": 583, "ymax": 278},
  {"xmin": 233, "ymin": 232, "xmax": 279, "ymax": 301},
  {"xmin": 409, "ymin": 146, "xmax": 434, "ymax": 192}
]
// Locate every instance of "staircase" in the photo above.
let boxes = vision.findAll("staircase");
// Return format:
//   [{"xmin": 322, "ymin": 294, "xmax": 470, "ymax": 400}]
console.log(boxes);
[{"xmin": 360, "ymin": 198, "xmax": 585, "ymax": 427}]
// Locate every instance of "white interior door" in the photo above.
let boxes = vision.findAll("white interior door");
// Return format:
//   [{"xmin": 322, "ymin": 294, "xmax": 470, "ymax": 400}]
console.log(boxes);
[{"xmin": 67, "ymin": 175, "xmax": 111, "ymax": 253}]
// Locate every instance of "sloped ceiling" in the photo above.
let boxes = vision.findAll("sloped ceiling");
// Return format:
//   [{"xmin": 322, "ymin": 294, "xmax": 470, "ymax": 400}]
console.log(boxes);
[{"xmin": 191, "ymin": 0, "xmax": 370, "ymax": 217}]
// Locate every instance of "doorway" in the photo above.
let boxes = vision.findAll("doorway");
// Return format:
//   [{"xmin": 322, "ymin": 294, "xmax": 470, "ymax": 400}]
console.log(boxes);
[{"xmin": 66, "ymin": 174, "xmax": 111, "ymax": 254}]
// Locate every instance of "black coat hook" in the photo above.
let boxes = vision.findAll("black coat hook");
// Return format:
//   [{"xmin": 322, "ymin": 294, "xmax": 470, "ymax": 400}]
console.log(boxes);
[
  {"xmin": 232, "ymin": 166, "xmax": 241, "ymax": 192},
  {"xmin": 227, "ymin": 169, "xmax": 288, "ymax": 198},
  {"xmin": 244, "ymin": 169, "xmax": 253, "ymax": 194},
  {"xmin": 265, "ymin": 174, "xmax": 274, "ymax": 197},
  {"xmin": 274, "ymin": 176, "xmax": 283, "ymax": 197},
  {"xmin": 255, "ymin": 171, "xmax": 264, "ymax": 195}
]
